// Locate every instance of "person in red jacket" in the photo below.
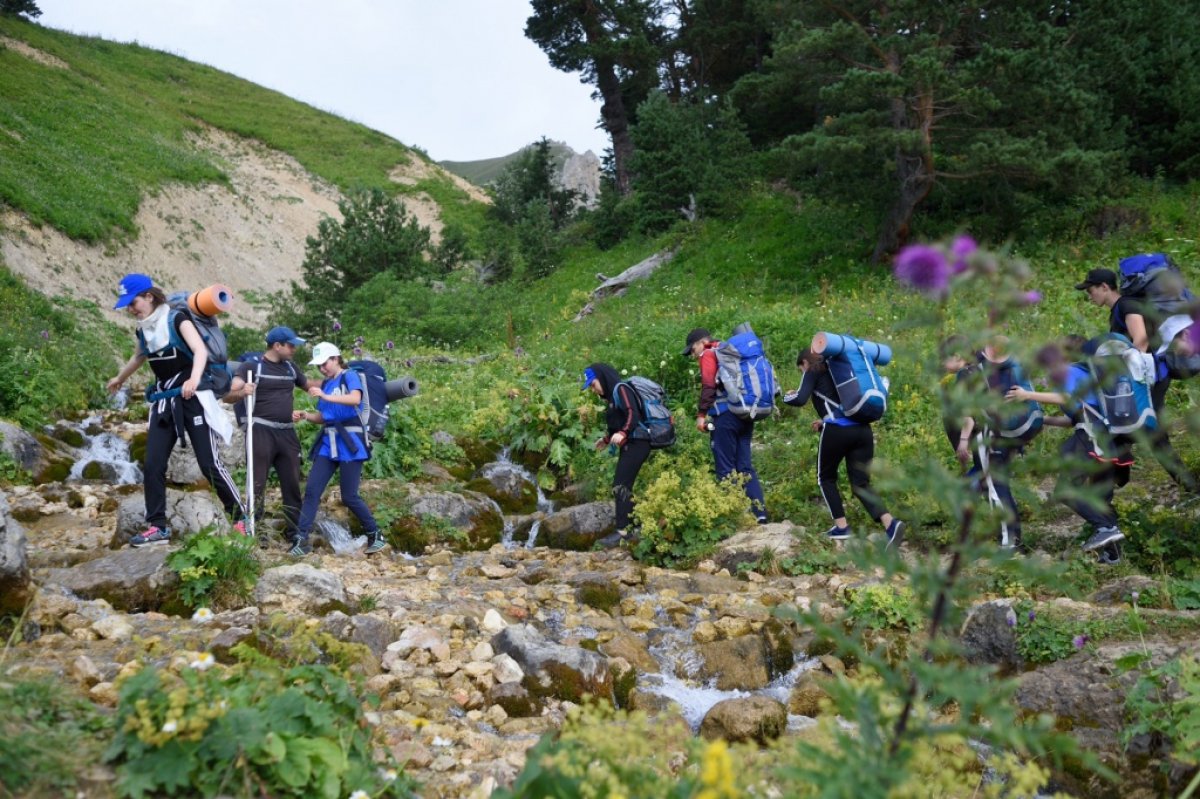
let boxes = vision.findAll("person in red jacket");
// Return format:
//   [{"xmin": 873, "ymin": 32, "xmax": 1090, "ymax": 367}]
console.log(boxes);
[{"xmin": 683, "ymin": 328, "xmax": 768, "ymax": 523}]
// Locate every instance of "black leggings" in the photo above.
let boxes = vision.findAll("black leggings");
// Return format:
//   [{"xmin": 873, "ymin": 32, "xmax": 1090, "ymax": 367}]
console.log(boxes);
[
  {"xmin": 613, "ymin": 438, "xmax": 652, "ymax": 531},
  {"xmin": 817, "ymin": 423, "xmax": 886, "ymax": 522},
  {"xmin": 143, "ymin": 396, "xmax": 244, "ymax": 528},
  {"xmin": 1150, "ymin": 378, "xmax": 1197, "ymax": 491}
]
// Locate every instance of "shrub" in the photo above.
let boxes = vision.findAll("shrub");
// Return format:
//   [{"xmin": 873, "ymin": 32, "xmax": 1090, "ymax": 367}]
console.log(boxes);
[
  {"xmin": 0, "ymin": 677, "xmax": 111, "ymax": 795},
  {"xmin": 166, "ymin": 528, "xmax": 261, "ymax": 611},
  {"xmin": 631, "ymin": 465, "xmax": 752, "ymax": 567},
  {"xmin": 105, "ymin": 658, "xmax": 416, "ymax": 799},
  {"xmin": 844, "ymin": 584, "xmax": 924, "ymax": 632}
]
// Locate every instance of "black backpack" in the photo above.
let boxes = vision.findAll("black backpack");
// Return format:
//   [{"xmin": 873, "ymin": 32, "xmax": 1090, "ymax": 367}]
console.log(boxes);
[{"xmin": 340, "ymin": 360, "xmax": 419, "ymax": 442}]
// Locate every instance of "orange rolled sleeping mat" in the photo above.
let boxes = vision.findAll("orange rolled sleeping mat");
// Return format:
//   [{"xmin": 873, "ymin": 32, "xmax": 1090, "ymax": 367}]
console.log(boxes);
[{"xmin": 187, "ymin": 284, "xmax": 234, "ymax": 317}]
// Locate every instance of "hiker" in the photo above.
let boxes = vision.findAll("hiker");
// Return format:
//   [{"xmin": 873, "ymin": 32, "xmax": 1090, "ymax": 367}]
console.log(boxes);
[
  {"xmin": 105, "ymin": 273, "xmax": 245, "ymax": 547},
  {"xmin": 1006, "ymin": 338, "xmax": 1130, "ymax": 562},
  {"xmin": 582, "ymin": 363, "xmax": 653, "ymax": 549},
  {"xmin": 290, "ymin": 342, "xmax": 386, "ymax": 557},
  {"xmin": 683, "ymin": 328, "xmax": 769, "ymax": 524},
  {"xmin": 785, "ymin": 348, "xmax": 904, "ymax": 547},
  {"xmin": 222, "ymin": 326, "xmax": 309, "ymax": 546},
  {"xmin": 1077, "ymin": 267, "xmax": 1198, "ymax": 493},
  {"xmin": 938, "ymin": 334, "xmax": 976, "ymax": 459}
]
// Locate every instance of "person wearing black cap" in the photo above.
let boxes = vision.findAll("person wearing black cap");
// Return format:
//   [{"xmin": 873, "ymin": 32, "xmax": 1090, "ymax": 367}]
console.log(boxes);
[
  {"xmin": 105, "ymin": 273, "xmax": 246, "ymax": 547},
  {"xmin": 582, "ymin": 363, "xmax": 652, "ymax": 549},
  {"xmin": 1076, "ymin": 267, "xmax": 1198, "ymax": 494},
  {"xmin": 682, "ymin": 328, "xmax": 769, "ymax": 523},
  {"xmin": 223, "ymin": 326, "xmax": 310, "ymax": 546}
]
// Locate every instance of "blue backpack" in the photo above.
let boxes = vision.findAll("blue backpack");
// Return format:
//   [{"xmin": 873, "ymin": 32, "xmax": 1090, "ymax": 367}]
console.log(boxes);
[
  {"xmin": 1080, "ymin": 334, "xmax": 1157, "ymax": 436},
  {"xmin": 983, "ymin": 357, "xmax": 1043, "ymax": 443},
  {"xmin": 613, "ymin": 376, "xmax": 676, "ymax": 449},
  {"xmin": 816, "ymin": 333, "xmax": 890, "ymax": 423},
  {"xmin": 714, "ymin": 324, "xmax": 777, "ymax": 419},
  {"xmin": 1119, "ymin": 253, "xmax": 1195, "ymax": 316}
]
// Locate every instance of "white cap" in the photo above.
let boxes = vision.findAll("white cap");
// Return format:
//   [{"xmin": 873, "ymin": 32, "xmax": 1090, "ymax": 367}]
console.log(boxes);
[{"xmin": 309, "ymin": 341, "xmax": 341, "ymax": 365}]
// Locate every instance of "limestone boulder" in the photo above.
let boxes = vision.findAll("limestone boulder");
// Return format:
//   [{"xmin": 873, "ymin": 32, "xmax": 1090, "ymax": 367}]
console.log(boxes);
[
  {"xmin": 43, "ymin": 547, "xmax": 178, "ymax": 612},
  {"xmin": 112, "ymin": 489, "xmax": 229, "ymax": 546},
  {"xmin": 959, "ymin": 599, "xmax": 1022, "ymax": 674},
  {"xmin": 539, "ymin": 502, "xmax": 614, "ymax": 550},
  {"xmin": 699, "ymin": 696, "xmax": 787, "ymax": 745},
  {"xmin": 0, "ymin": 493, "xmax": 31, "ymax": 613},
  {"xmin": 713, "ymin": 522, "xmax": 804, "ymax": 574},
  {"xmin": 254, "ymin": 563, "xmax": 346, "ymax": 615},
  {"xmin": 492, "ymin": 624, "xmax": 612, "ymax": 703},
  {"xmin": 695, "ymin": 635, "xmax": 770, "ymax": 691}
]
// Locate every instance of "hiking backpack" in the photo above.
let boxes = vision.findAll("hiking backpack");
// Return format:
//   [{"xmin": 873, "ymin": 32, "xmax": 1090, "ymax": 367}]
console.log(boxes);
[
  {"xmin": 341, "ymin": 360, "xmax": 419, "ymax": 442},
  {"xmin": 1080, "ymin": 334, "xmax": 1157, "ymax": 436},
  {"xmin": 815, "ymin": 333, "xmax": 890, "ymax": 424},
  {"xmin": 714, "ymin": 324, "xmax": 777, "ymax": 419},
  {"xmin": 1118, "ymin": 253, "xmax": 1195, "ymax": 317},
  {"xmin": 613, "ymin": 376, "xmax": 676, "ymax": 449},
  {"xmin": 136, "ymin": 292, "xmax": 233, "ymax": 397},
  {"xmin": 982, "ymin": 357, "xmax": 1044, "ymax": 443}
]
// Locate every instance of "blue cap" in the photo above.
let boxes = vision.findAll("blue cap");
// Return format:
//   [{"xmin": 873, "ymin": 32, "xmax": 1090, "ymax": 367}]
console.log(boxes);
[
  {"xmin": 114, "ymin": 273, "xmax": 153, "ymax": 309},
  {"xmin": 266, "ymin": 326, "xmax": 306, "ymax": 346},
  {"xmin": 581, "ymin": 367, "xmax": 597, "ymax": 391}
]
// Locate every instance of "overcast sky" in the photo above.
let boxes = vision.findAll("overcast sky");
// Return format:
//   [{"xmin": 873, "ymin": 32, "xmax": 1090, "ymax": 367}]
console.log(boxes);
[{"xmin": 35, "ymin": 1, "xmax": 610, "ymax": 162}]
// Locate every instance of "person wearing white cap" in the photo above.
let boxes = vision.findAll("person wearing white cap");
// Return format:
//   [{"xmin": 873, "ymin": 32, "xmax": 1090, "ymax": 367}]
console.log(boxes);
[{"xmin": 289, "ymin": 342, "xmax": 385, "ymax": 556}]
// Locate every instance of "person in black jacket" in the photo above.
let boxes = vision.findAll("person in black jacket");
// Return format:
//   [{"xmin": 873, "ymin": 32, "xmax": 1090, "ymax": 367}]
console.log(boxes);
[
  {"xmin": 583, "ymin": 363, "xmax": 652, "ymax": 549},
  {"xmin": 784, "ymin": 348, "xmax": 904, "ymax": 548}
]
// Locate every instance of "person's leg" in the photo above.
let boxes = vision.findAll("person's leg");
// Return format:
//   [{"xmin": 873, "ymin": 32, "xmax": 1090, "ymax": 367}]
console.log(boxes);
[
  {"xmin": 710, "ymin": 412, "xmax": 739, "ymax": 482},
  {"xmin": 987, "ymin": 444, "xmax": 1022, "ymax": 548},
  {"xmin": 137, "ymin": 416, "xmax": 177, "ymax": 542},
  {"xmin": 182, "ymin": 398, "xmax": 245, "ymax": 523},
  {"xmin": 733, "ymin": 417, "xmax": 767, "ymax": 521},
  {"xmin": 293, "ymin": 454, "xmax": 337, "ymax": 553},
  {"xmin": 612, "ymin": 439, "xmax": 652, "ymax": 531},
  {"xmin": 846, "ymin": 425, "xmax": 888, "ymax": 523},
  {"xmin": 276, "ymin": 429, "xmax": 304, "ymax": 541},
  {"xmin": 1149, "ymin": 378, "xmax": 1197, "ymax": 491},
  {"xmin": 250, "ymin": 426, "xmax": 273, "ymax": 525},
  {"xmin": 337, "ymin": 459, "xmax": 378, "ymax": 534},
  {"xmin": 1057, "ymin": 430, "xmax": 1119, "ymax": 532},
  {"xmin": 817, "ymin": 423, "xmax": 850, "ymax": 528}
]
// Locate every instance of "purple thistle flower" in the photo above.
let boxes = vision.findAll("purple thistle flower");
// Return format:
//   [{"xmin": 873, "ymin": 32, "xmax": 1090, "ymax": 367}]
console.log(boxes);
[
  {"xmin": 894, "ymin": 244, "xmax": 951, "ymax": 298},
  {"xmin": 353, "ymin": 346, "xmax": 362, "ymax": 356},
  {"xmin": 332, "ymin": 321, "xmax": 342, "ymax": 332},
  {"xmin": 355, "ymin": 335, "xmax": 364, "ymax": 345},
  {"xmin": 385, "ymin": 340, "xmax": 394, "ymax": 350},
  {"xmin": 1073, "ymin": 634, "xmax": 1088, "ymax": 649},
  {"xmin": 1005, "ymin": 614, "xmax": 1016, "ymax": 628},
  {"xmin": 1021, "ymin": 291, "xmax": 1042, "ymax": 306},
  {"xmin": 39, "ymin": 329, "xmax": 50, "ymax": 340},
  {"xmin": 951, "ymin": 235, "xmax": 977, "ymax": 274},
  {"xmin": 1028, "ymin": 610, "xmax": 1036, "ymax": 622}
]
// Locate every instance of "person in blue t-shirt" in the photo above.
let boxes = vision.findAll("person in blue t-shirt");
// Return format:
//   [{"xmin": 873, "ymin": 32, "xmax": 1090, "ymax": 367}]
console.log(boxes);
[
  {"xmin": 289, "ymin": 342, "xmax": 385, "ymax": 557},
  {"xmin": 785, "ymin": 348, "xmax": 905, "ymax": 548}
]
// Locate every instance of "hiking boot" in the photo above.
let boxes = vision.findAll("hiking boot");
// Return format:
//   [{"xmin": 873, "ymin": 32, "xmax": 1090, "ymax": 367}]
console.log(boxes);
[
  {"xmin": 885, "ymin": 519, "xmax": 905, "ymax": 550},
  {"xmin": 233, "ymin": 520, "xmax": 250, "ymax": 536},
  {"xmin": 1082, "ymin": 526, "xmax": 1124, "ymax": 552},
  {"xmin": 1097, "ymin": 541, "xmax": 1122, "ymax": 565},
  {"xmin": 130, "ymin": 525, "xmax": 170, "ymax": 547},
  {"xmin": 597, "ymin": 530, "xmax": 630, "ymax": 549},
  {"xmin": 288, "ymin": 538, "xmax": 312, "ymax": 557},
  {"xmin": 756, "ymin": 515, "xmax": 769, "ymax": 526},
  {"xmin": 825, "ymin": 525, "xmax": 851, "ymax": 541},
  {"xmin": 364, "ymin": 532, "xmax": 388, "ymax": 555}
]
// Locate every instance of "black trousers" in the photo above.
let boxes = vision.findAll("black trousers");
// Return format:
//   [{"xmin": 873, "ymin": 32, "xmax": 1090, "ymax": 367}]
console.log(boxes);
[
  {"xmin": 817, "ymin": 423, "xmax": 886, "ymax": 522},
  {"xmin": 612, "ymin": 438, "xmax": 652, "ymax": 531},
  {"xmin": 143, "ymin": 396, "xmax": 244, "ymax": 529},
  {"xmin": 1150, "ymin": 378, "xmax": 1197, "ymax": 491},
  {"xmin": 247, "ymin": 424, "xmax": 303, "ymax": 536},
  {"xmin": 1057, "ymin": 428, "xmax": 1130, "ymax": 530}
]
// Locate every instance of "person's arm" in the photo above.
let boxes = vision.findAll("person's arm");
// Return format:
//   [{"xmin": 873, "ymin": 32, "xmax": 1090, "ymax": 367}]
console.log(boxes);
[
  {"xmin": 610, "ymin": 383, "xmax": 637, "ymax": 446},
  {"xmin": 955, "ymin": 416, "xmax": 976, "ymax": 465},
  {"xmin": 307, "ymin": 375, "xmax": 362, "ymax": 406},
  {"xmin": 222, "ymin": 366, "xmax": 254, "ymax": 403},
  {"xmin": 107, "ymin": 351, "xmax": 147, "ymax": 394},
  {"xmin": 696, "ymin": 350, "xmax": 719, "ymax": 431},
  {"xmin": 1043, "ymin": 415, "xmax": 1074, "ymax": 428},
  {"xmin": 1006, "ymin": 386, "xmax": 1066, "ymax": 405},
  {"xmin": 1126, "ymin": 311, "xmax": 1150, "ymax": 353},
  {"xmin": 177, "ymin": 320, "xmax": 207, "ymax": 399},
  {"xmin": 783, "ymin": 371, "xmax": 817, "ymax": 408}
]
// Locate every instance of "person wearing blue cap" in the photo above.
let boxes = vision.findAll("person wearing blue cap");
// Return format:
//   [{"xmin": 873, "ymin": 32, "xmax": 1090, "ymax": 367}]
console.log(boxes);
[
  {"xmin": 583, "ymin": 363, "xmax": 653, "ymax": 549},
  {"xmin": 106, "ymin": 273, "xmax": 246, "ymax": 547},
  {"xmin": 222, "ymin": 326, "xmax": 310, "ymax": 546}
]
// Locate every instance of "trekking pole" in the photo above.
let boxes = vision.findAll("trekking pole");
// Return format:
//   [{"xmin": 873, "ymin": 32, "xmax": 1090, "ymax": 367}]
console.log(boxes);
[{"xmin": 245, "ymin": 373, "xmax": 255, "ymax": 537}]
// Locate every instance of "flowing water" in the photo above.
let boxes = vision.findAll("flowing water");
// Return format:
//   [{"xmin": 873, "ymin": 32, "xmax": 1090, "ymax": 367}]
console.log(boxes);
[
  {"xmin": 67, "ymin": 414, "xmax": 142, "ymax": 485},
  {"xmin": 485, "ymin": 449, "xmax": 555, "ymax": 549},
  {"xmin": 313, "ymin": 516, "xmax": 366, "ymax": 555}
]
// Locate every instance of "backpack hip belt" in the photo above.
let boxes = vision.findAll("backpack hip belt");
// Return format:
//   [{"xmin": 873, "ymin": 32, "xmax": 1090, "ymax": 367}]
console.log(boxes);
[{"xmin": 250, "ymin": 418, "xmax": 295, "ymax": 430}]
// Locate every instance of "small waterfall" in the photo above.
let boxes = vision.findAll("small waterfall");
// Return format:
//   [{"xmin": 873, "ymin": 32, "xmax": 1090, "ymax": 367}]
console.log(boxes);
[
  {"xmin": 313, "ymin": 516, "xmax": 365, "ymax": 555},
  {"xmin": 67, "ymin": 414, "xmax": 141, "ymax": 485},
  {"xmin": 484, "ymin": 448, "xmax": 555, "ymax": 549}
]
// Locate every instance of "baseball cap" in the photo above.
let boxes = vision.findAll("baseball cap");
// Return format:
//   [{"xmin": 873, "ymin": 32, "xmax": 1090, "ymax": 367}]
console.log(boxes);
[
  {"xmin": 681, "ymin": 327, "xmax": 711, "ymax": 356},
  {"xmin": 1074, "ymin": 268, "xmax": 1118, "ymax": 291},
  {"xmin": 114, "ymin": 273, "xmax": 154, "ymax": 309},
  {"xmin": 580, "ymin": 366, "xmax": 597, "ymax": 391},
  {"xmin": 309, "ymin": 341, "xmax": 341, "ymax": 365},
  {"xmin": 266, "ymin": 326, "xmax": 306, "ymax": 346}
]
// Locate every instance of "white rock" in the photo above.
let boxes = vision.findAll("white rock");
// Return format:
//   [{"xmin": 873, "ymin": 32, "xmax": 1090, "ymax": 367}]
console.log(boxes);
[
  {"xmin": 92, "ymin": 615, "xmax": 133, "ymax": 641},
  {"xmin": 481, "ymin": 609, "xmax": 507, "ymax": 633},
  {"xmin": 491, "ymin": 653, "xmax": 524, "ymax": 684},
  {"xmin": 471, "ymin": 641, "xmax": 495, "ymax": 661}
]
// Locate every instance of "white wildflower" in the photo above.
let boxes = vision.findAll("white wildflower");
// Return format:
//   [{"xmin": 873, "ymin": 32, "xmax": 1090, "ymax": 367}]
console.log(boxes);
[
  {"xmin": 659, "ymin": 360, "xmax": 666, "ymax": 368},
  {"xmin": 189, "ymin": 652, "xmax": 215, "ymax": 671},
  {"xmin": 162, "ymin": 720, "xmax": 178, "ymax": 733},
  {"xmin": 621, "ymin": 369, "xmax": 628, "ymax": 376},
  {"xmin": 348, "ymin": 791, "xmax": 371, "ymax": 799},
  {"xmin": 192, "ymin": 607, "xmax": 213, "ymax": 623},
  {"xmin": 431, "ymin": 735, "xmax": 452, "ymax": 747},
  {"xmin": 379, "ymin": 768, "xmax": 398, "ymax": 782}
]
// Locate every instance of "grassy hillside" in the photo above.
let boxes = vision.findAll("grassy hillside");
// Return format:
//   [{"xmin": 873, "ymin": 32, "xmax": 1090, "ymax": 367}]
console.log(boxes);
[
  {"xmin": 440, "ymin": 140, "xmax": 577, "ymax": 187},
  {"xmin": 0, "ymin": 16, "xmax": 482, "ymax": 242}
]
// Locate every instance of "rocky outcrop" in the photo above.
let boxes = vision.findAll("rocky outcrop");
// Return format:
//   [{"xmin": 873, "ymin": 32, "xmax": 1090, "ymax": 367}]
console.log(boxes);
[
  {"xmin": 0, "ymin": 493, "xmax": 31, "ymax": 613},
  {"xmin": 539, "ymin": 502, "xmax": 614, "ymax": 550},
  {"xmin": 959, "ymin": 599, "xmax": 1022, "ymax": 673},
  {"xmin": 492, "ymin": 624, "xmax": 612, "ymax": 703},
  {"xmin": 696, "ymin": 635, "xmax": 771, "ymax": 691},
  {"xmin": 253, "ymin": 563, "xmax": 347, "ymax": 615},
  {"xmin": 699, "ymin": 696, "xmax": 787, "ymax": 745},
  {"xmin": 111, "ymin": 489, "xmax": 229, "ymax": 546},
  {"xmin": 471, "ymin": 460, "xmax": 537, "ymax": 514},
  {"xmin": 0, "ymin": 419, "xmax": 75, "ymax": 484},
  {"xmin": 166, "ymin": 423, "xmax": 245, "ymax": 485},
  {"xmin": 43, "ymin": 547, "xmax": 177, "ymax": 612},
  {"xmin": 713, "ymin": 523, "xmax": 805, "ymax": 575}
]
